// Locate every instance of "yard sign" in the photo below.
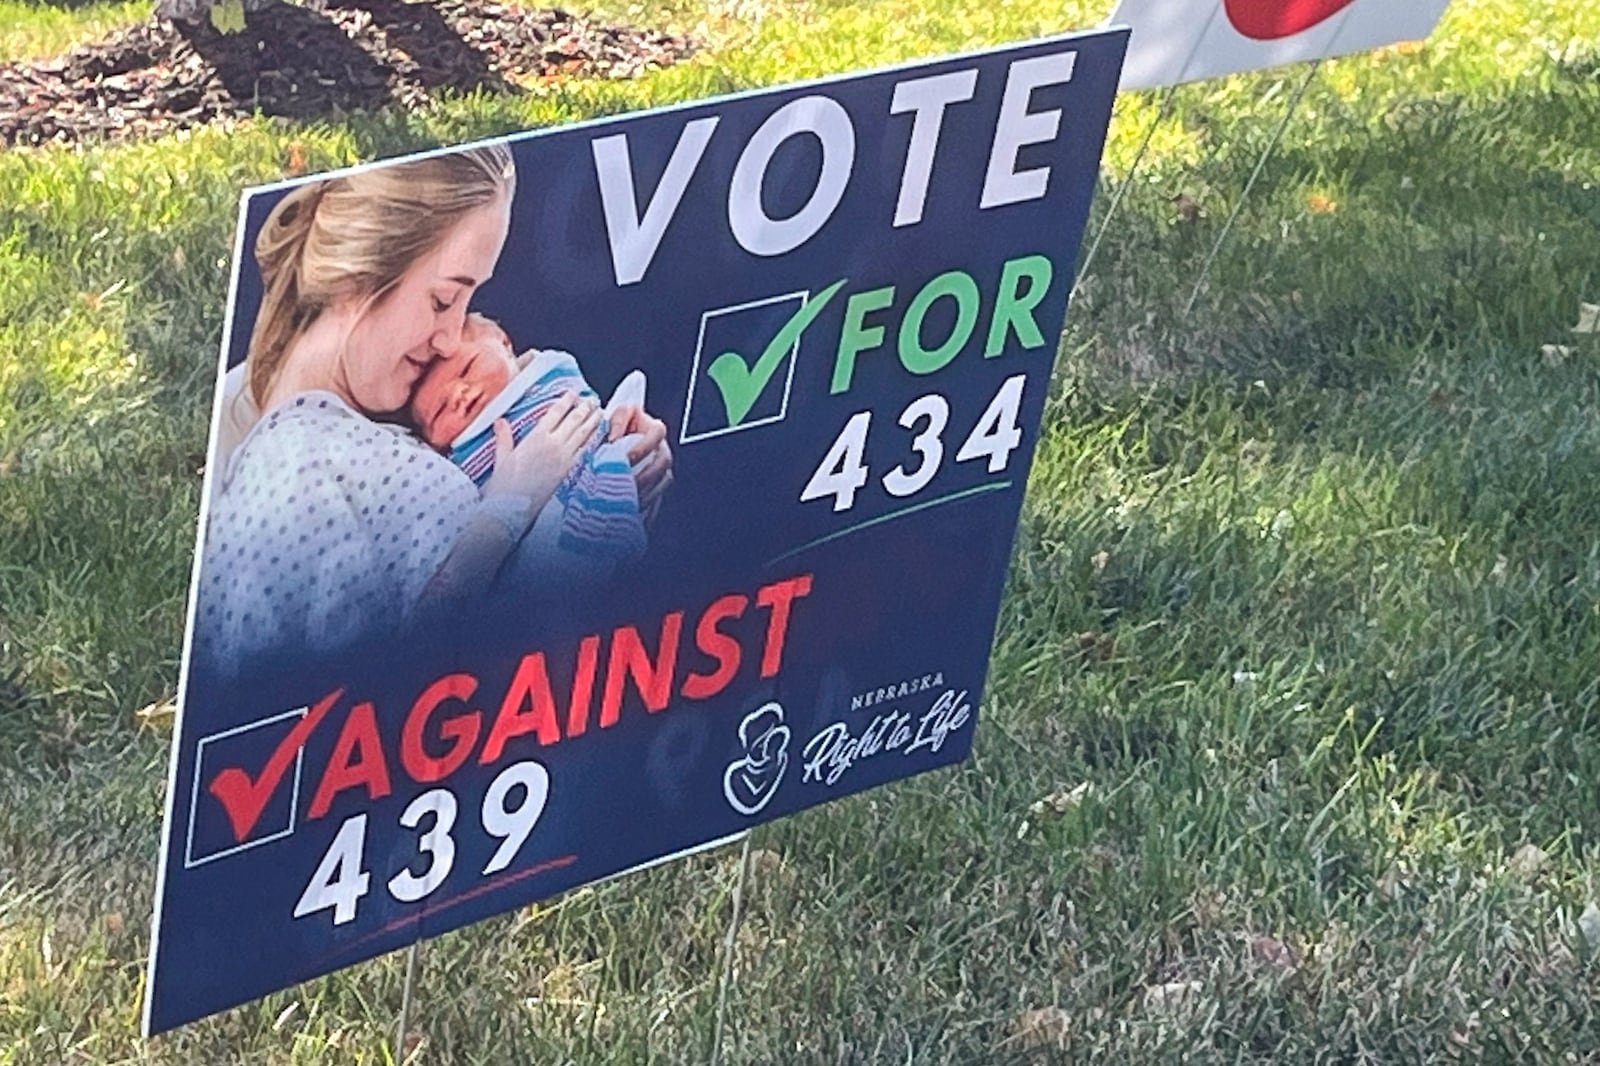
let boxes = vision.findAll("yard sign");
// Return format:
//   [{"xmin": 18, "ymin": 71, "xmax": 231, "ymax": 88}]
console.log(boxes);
[
  {"xmin": 144, "ymin": 28, "xmax": 1127, "ymax": 1034},
  {"xmin": 1110, "ymin": 0, "xmax": 1451, "ymax": 90}
]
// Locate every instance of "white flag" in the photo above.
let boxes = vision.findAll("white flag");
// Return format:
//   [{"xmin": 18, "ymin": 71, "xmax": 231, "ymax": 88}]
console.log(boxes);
[{"xmin": 1109, "ymin": 0, "xmax": 1452, "ymax": 91}]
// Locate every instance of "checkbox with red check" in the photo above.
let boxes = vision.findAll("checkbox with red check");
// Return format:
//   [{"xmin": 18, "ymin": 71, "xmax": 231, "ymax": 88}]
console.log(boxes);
[{"xmin": 184, "ymin": 705, "xmax": 316, "ymax": 867}]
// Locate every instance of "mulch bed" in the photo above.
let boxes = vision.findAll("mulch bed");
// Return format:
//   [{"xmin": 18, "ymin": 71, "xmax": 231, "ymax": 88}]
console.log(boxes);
[{"xmin": 0, "ymin": 0, "xmax": 696, "ymax": 147}]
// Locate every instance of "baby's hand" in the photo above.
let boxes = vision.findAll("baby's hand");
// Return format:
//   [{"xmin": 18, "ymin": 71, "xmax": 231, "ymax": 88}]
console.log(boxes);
[
  {"xmin": 608, "ymin": 403, "xmax": 673, "ymax": 514},
  {"xmin": 483, "ymin": 392, "xmax": 600, "ymax": 518}
]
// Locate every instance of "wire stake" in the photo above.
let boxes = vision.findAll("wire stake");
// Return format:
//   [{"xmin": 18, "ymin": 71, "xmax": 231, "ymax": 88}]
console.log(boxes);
[
  {"xmin": 1183, "ymin": 59, "xmax": 1323, "ymax": 318},
  {"xmin": 709, "ymin": 835, "xmax": 754, "ymax": 1066}
]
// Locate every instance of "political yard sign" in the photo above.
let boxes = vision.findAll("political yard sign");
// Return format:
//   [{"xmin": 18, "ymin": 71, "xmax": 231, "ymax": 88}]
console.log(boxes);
[{"xmin": 145, "ymin": 28, "xmax": 1127, "ymax": 1034}]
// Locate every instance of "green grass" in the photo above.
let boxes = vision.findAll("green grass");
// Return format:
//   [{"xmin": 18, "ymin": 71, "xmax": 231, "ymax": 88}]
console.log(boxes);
[
  {"xmin": 0, "ymin": 0, "xmax": 151, "ymax": 61},
  {"xmin": 3, "ymin": 0, "xmax": 1600, "ymax": 1062}
]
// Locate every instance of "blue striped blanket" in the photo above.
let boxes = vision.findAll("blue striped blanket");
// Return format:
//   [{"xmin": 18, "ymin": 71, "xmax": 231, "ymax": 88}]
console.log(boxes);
[{"xmin": 447, "ymin": 351, "xmax": 646, "ymax": 567}]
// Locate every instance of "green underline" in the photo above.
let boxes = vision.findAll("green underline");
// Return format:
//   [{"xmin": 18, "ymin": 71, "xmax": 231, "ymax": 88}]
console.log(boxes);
[{"xmin": 768, "ymin": 480, "xmax": 1014, "ymax": 565}]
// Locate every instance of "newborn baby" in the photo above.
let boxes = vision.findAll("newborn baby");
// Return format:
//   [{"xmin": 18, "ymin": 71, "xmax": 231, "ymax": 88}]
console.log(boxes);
[{"xmin": 410, "ymin": 313, "xmax": 647, "ymax": 573}]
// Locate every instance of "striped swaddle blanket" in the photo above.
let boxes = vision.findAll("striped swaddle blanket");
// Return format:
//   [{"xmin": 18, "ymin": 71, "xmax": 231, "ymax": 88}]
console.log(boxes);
[{"xmin": 447, "ymin": 351, "xmax": 646, "ymax": 566}]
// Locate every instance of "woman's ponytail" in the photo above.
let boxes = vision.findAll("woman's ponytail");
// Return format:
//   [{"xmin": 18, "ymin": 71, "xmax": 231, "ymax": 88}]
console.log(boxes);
[{"xmin": 246, "ymin": 181, "xmax": 329, "ymax": 405}]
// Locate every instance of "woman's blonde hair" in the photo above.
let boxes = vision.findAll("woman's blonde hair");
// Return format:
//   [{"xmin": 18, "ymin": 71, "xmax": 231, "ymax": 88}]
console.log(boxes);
[{"xmin": 246, "ymin": 143, "xmax": 516, "ymax": 405}]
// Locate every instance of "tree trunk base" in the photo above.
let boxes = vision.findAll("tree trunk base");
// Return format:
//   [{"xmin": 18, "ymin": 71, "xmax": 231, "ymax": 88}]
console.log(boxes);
[{"xmin": 0, "ymin": 0, "xmax": 695, "ymax": 147}]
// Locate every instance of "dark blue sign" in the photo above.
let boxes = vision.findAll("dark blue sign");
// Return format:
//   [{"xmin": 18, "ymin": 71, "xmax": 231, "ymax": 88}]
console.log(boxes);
[{"xmin": 145, "ymin": 28, "xmax": 1126, "ymax": 1035}]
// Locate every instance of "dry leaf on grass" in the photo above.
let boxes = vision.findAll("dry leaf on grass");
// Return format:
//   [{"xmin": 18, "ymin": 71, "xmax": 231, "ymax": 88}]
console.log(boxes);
[
  {"xmin": 1306, "ymin": 192, "xmax": 1338, "ymax": 214},
  {"xmin": 1011, "ymin": 1006, "xmax": 1070, "ymax": 1050},
  {"xmin": 1070, "ymin": 631, "xmax": 1117, "ymax": 662},
  {"xmin": 1171, "ymin": 192, "xmax": 1205, "ymax": 224},
  {"xmin": 1249, "ymin": 934, "xmax": 1297, "ymax": 974},
  {"xmin": 746, "ymin": 847, "xmax": 796, "ymax": 890},
  {"xmin": 1508, "ymin": 843, "xmax": 1549, "ymax": 880},
  {"xmin": 134, "ymin": 698, "xmax": 176, "ymax": 728},
  {"xmin": 1141, "ymin": 980, "xmax": 1202, "ymax": 1017},
  {"xmin": 1571, "ymin": 302, "xmax": 1599, "ymax": 334},
  {"xmin": 1576, "ymin": 901, "xmax": 1600, "ymax": 947},
  {"xmin": 272, "ymin": 1002, "xmax": 300, "ymax": 1032},
  {"xmin": 1030, "ymin": 783, "xmax": 1092, "ymax": 818},
  {"xmin": 1444, "ymin": 1012, "xmax": 1481, "ymax": 1058}
]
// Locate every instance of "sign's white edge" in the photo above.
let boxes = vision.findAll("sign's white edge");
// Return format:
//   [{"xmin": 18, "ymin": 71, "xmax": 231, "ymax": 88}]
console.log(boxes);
[{"xmin": 144, "ymin": 189, "xmax": 254, "ymax": 1037}]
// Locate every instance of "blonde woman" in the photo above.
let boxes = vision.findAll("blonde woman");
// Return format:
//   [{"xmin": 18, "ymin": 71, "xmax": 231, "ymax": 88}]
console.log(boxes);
[{"xmin": 194, "ymin": 145, "xmax": 661, "ymax": 673}]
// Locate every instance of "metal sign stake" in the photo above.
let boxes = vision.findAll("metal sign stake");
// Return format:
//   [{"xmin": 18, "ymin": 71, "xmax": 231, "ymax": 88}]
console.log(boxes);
[
  {"xmin": 396, "ymin": 939, "xmax": 422, "ymax": 1064},
  {"xmin": 1183, "ymin": 58, "xmax": 1323, "ymax": 317},
  {"xmin": 709, "ymin": 834, "xmax": 754, "ymax": 1066},
  {"xmin": 1073, "ymin": 82, "xmax": 1179, "ymax": 297},
  {"xmin": 1075, "ymin": 1, "xmax": 1227, "ymax": 301}
]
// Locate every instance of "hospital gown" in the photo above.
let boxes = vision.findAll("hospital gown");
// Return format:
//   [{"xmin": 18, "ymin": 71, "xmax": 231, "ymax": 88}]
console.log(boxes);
[{"xmin": 192, "ymin": 392, "xmax": 528, "ymax": 676}]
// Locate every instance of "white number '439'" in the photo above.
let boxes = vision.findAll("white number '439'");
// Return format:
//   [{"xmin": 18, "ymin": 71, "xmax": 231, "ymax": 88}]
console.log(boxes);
[{"xmin": 293, "ymin": 760, "xmax": 550, "ymax": 927}]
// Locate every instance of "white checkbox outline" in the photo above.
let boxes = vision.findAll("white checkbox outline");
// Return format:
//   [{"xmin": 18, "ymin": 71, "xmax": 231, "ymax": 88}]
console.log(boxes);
[
  {"xmin": 680, "ymin": 289, "xmax": 808, "ymax": 444},
  {"xmin": 183, "ymin": 706, "xmax": 308, "ymax": 868}
]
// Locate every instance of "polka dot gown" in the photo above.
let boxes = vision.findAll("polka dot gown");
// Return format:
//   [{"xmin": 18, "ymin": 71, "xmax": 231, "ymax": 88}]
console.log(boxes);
[{"xmin": 194, "ymin": 392, "xmax": 481, "ymax": 674}]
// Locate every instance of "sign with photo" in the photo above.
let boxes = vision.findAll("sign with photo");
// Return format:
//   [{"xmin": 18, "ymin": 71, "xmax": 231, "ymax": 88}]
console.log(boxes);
[
  {"xmin": 1109, "ymin": 0, "xmax": 1451, "ymax": 90},
  {"xmin": 144, "ymin": 27, "xmax": 1127, "ymax": 1035}
]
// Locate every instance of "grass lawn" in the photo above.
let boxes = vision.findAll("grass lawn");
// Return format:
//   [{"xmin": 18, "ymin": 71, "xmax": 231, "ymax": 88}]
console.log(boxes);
[
  {"xmin": 3, "ymin": 0, "xmax": 1599, "ymax": 1062},
  {"xmin": 0, "ymin": 0, "xmax": 151, "ymax": 60}
]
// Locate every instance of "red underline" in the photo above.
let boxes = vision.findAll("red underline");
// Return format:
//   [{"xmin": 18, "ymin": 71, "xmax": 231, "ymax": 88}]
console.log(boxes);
[{"xmin": 309, "ymin": 853, "xmax": 578, "ymax": 967}]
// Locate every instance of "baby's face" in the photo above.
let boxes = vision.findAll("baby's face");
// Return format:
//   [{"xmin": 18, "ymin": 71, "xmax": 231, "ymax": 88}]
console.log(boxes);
[{"xmin": 411, "ymin": 317, "xmax": 518, "ymax": 447}]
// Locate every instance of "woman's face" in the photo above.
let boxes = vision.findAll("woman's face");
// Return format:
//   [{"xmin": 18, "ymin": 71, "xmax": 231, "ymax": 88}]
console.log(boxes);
[{"xmin": 335, "ymin": 196, "xmax": 513, "ymax": 415}]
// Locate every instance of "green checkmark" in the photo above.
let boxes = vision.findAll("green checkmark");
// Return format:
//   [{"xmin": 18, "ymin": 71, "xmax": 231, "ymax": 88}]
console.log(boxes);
[{"xmin": 705, "ymin": 279, "xmax": 847, "ymax": 428}]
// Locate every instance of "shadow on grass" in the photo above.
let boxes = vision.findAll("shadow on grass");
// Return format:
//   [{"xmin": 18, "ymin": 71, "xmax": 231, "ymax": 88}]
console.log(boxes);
[{"xmin": 1071, "ymin": 54, "xmax": 1600, "ymax": 387}]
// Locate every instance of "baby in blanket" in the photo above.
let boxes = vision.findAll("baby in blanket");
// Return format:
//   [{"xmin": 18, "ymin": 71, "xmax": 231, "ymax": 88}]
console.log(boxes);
[{"xmin": 410, "ymin": 313, "xmax": 647, "ymax": 571}]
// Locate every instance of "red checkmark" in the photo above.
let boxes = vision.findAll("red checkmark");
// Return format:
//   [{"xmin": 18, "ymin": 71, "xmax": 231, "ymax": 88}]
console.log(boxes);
[
  {"xmin": 206, "ymin": 689, "xmax": 344, "ymax": 843},
  {"xmin": 1224, "ymin": 0, "xmax": 1358, "ymax": 40}
]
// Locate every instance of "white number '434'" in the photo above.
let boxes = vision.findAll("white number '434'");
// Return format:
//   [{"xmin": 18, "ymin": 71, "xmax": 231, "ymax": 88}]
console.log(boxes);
[{"xmin": 801, "ymin": 373, "xmax": 1026, "ymax": 512}]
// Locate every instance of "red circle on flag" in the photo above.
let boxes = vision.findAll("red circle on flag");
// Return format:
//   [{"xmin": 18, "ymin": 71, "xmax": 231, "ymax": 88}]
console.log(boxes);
[{"xmin": 1223, "ymin": 0, "xmax": 1358, "ymax": 40}]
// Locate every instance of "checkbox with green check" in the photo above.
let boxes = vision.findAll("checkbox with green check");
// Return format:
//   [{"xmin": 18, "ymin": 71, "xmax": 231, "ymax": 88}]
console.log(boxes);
[{"xmin": 679, "ymin": 281, "xmax": 845, "ymax": 443}]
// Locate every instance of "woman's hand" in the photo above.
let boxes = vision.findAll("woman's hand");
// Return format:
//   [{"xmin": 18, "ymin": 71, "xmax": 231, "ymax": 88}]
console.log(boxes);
[
  {"xmin": 416, "ymin": 394, "xmax": 596, "ymax": 618},
  {"xmin": 607, "ymin": 403, "xmax": 674, "ymax": 514},
  {"xmin": 484, "ymin": 392, "xmax": 600, "ymax": 519}
]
